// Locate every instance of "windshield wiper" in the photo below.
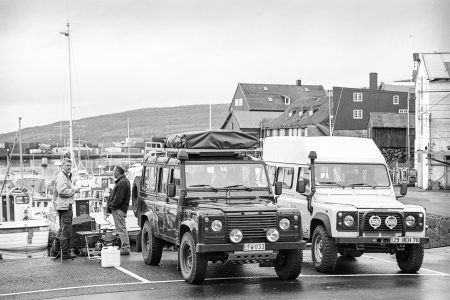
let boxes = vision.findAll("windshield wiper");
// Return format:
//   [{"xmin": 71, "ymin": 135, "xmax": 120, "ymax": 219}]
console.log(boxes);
[
  {"xmin": 317, "ymin": 181, "xmax": 346, "ymax": 188},
  {"xmin": 223, "ymin": 184, "xmax": 253, "ymax": 191},
  {"xmin": 348, "ymin": 183, "xmax": 376, "ymax": 189},
  {"xmin": 188, "ymin": 184, "xmax": 219, "ymax": 192}
]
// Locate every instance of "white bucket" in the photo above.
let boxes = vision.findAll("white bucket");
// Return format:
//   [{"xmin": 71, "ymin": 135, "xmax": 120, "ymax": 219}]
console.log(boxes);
[{"xmin": 101, "ymin": 246, "xmax": 120, "ymax": 267}]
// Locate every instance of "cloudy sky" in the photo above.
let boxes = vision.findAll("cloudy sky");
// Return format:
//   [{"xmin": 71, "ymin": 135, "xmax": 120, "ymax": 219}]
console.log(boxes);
[{"xmin": 0, "ymin": 0, "xmax": 448, "ymax": 134}]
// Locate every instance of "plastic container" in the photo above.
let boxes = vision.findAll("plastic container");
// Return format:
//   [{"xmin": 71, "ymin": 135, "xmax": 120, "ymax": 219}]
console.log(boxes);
[{"xmin": 101, "ymin": 246, "xmax": 120, "ymax": 267}]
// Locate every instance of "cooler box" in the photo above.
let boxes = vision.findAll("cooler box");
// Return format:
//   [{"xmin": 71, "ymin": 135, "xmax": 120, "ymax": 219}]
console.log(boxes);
[{"xmin": 101, "ymin": 246, "xmax": 120, "ymax": 267}]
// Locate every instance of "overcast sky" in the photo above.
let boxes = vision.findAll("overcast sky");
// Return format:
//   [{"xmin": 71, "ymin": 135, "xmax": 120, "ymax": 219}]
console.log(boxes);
[{"xmin": 0, "ymin": 0, "xmax": 449, "ymax": 134}]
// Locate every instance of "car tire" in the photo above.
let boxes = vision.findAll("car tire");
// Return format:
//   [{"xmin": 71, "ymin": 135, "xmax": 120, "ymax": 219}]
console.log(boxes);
[
  {"xmin": 312, "ymin": 225, "xmax": 337, "ymax": 273},
  {"xmin": 135, "ymin": 230, "xmax": 142, "ymax": 252},
  {"xmin": 274, "ymin": 249, "xmax": 303, "ymax": 280},
  {"xmin": 179, "ymin": 232, "xmax": 208, "ymax": 284},
  {"xmin": 132, "ymin": 176, "xmax": 141, "ymax": 217},
  {"xmin": 142, "ymin": 220, "xmax": 164, "ymax": 265},
  {"xmin": 396, "ymin": 244, "xmax": 424, "ymax": 273}
]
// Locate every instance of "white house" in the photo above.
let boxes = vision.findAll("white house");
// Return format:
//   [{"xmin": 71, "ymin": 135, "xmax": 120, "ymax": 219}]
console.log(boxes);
[{"xmin": 413, "ymin": 52, "xmax": 450, "ymax": 189}]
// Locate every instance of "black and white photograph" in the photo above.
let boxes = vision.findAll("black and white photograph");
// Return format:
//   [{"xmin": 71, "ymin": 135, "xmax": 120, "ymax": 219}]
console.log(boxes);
[{"xmin": 0, "ymin": 0, "xmax": 449, "ymax": 299}]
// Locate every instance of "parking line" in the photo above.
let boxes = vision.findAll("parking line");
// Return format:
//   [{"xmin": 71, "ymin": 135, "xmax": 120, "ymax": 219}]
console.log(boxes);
[
  {"xmin": 363, "ymin": 255, "xmax": 449, "ymax": 275},
  {"xmin": 115, "ymin": 266, "xmax": 151, "ymax": 283}
]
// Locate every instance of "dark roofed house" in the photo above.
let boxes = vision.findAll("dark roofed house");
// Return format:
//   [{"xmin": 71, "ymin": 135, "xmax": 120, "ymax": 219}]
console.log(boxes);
[
  {"xmin": 263, "ymin": 96, "xmax": 330, "ymax": 137},
  {"xmin": 222, "ymin": 80, "xmax": 327, "ymax": 140}
]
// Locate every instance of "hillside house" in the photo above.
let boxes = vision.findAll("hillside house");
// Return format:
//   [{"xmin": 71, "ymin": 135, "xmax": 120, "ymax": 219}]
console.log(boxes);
[
  {"xmin": 221, "ymin": 81, "xmax": 327, "ymax": 140},
  {"xmin": 332, "ymin": 73, "xmax": 415, "ymax": 137},
  {"xmin": 413, "ymin": 52, "xmax": 450, "ymax": 190}
]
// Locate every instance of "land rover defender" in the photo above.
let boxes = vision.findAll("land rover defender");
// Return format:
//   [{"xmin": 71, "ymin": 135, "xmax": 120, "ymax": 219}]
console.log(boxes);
[{"xmin": 132, "ymin": 131, "xmax": 306, "ymax": 284}]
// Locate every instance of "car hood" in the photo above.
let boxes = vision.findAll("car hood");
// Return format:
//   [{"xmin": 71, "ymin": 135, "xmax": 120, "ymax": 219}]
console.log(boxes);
[
  {"xmin": 189, "ymin": 198, "xmax": 278, "ymax": 213},
  {"xmin": 315, "ymin": 191, "xmax": 404, "ymax": 209}
]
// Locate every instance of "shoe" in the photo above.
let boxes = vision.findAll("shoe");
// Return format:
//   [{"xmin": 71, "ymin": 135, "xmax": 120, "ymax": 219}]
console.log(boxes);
[
  {"xmin": 69, "ymin": 249, "xmax": 77, "ymax": 259},
  {"xmin": 120, "ymin": 249, "xmax": 130, "ymax": 256}
]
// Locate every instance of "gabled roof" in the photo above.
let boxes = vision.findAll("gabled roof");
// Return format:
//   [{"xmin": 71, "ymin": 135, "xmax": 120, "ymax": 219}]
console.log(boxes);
[
  {"xmin": 264, "ymin": 96, "xmax": 329, "ymax": 129},
  {"xmin": 379, "ymin": 82, "xmax": 415, "ymax": 93},
  {"xmin": 420, "ymin": 52, "xmax": 450, "ymax": 80},
  {"xmin": 236, "ymin": 83, "xmax": 326, "ymax": 112},
  {"xmin": 368, "ymin": 112, "xmax": 415, "ymax": 128},
  {"xmin": 221, "ymin": 111, "xmax": 281, "ymax": 129}
]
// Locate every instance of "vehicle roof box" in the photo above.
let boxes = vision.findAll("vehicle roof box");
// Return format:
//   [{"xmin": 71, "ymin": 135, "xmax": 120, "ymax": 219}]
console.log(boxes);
[{"xmin": 165, "ymin": 130, "xmax": 259, "ymax": 150}]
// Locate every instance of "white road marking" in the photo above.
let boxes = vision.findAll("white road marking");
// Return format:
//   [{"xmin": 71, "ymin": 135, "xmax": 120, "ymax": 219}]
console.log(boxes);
[
  {"xmin": 115, "ymin": 266, "xmax": 151, "ymax": 283},
  {"xmin": 363, "ymin": 255, "xmax": 449, "ymax": 275},
  {"xmin": 1, "ymin": 273, "xmax": 448, "ymax": 297}
]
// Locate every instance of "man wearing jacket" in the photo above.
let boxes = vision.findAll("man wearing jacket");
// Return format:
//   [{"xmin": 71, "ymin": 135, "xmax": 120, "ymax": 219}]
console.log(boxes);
[
  {"xmin": 107, "ymin": 165, "xmax": 131, "ymax": 255},
  {"xmin": 54, "ymin": 158, "xmax": 80, "ymax": 259}
]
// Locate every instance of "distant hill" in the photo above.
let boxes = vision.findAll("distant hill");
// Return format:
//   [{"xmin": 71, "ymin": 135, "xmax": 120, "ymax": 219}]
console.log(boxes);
[{"xmin": 0, "ymin": 104, "xmax": 230, "ymax": 145}]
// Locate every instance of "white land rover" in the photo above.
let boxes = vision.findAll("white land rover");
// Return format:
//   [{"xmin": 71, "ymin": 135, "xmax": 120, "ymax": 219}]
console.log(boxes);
[{"xmin": 263, "ymin": 136, "xmax": 428, "ymax": 273}]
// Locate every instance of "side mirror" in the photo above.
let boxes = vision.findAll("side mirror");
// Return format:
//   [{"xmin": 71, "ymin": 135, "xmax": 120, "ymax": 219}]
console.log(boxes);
[
  {"xmin": 296, "ymin": 181, "xmax": 306, "ymax": 194},
  {"xmin": 400, "ymin": 183, "xmax": 407, "ymax": 196},
  {"xmin": 274, "ymin": 182, "xmax": 283, "ymax": 196},
  {"xmin": 167, "ymin": 183, "xmax": 176, "ymax": 198}
]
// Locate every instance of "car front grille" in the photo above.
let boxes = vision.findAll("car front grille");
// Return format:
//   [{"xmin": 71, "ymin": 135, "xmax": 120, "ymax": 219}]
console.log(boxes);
[
  {"xmin": 227, "ymin": 212, "xmax": 277, "ymax": 239},
  {"xmin": 358, "ymin": 212, "xmax": 403, "ymax": 232}
]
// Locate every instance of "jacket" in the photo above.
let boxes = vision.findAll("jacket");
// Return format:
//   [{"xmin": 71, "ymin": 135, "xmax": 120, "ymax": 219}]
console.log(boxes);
[
  {"xmin": 107, "ymin": 175, "xmax": 130, "ymax": 213},
  {"xmin": 54, "ymin": 170, "xmax": 77, "ymax": 210}
]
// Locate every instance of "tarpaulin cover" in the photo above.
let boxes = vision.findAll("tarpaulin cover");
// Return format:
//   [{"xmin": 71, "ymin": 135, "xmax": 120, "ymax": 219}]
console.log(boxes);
[{"xmin": 165, "ymin": 130, "xmax": 259, "ymax": 149}]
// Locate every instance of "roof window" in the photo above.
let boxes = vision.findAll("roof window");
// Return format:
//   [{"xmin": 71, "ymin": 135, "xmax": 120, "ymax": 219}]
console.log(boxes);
[
  {"xmin": 305, "ymin": 87, "xmax": 310, "ymax": 92},
  {"xmin": 263, "ymin": 86, "xmax": 268, "ymax": 91},
  {"xmin": 268, "ymin": 97, "xmax": 273, "ymax": 102}
]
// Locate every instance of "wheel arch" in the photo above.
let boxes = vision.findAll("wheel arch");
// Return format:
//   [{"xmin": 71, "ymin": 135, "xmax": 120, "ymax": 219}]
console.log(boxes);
[
  {"xmin": 179, "ymin": 219, "xmax": 198, "ymax": 244},
  {"xmin": 310, "ymin": 212, "xmax": 332, "ymax": 238}
]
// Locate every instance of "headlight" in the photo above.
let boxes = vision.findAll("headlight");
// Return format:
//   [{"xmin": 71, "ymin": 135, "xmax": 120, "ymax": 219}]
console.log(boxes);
[
  {"xmin": 406, "ymin": 215, "xmax": 416, "ymax": 227},
  {"xmin": 211, "ymin": 220, "xmax": 223, "ymax": 232},
  {"xmin": 229, "ymin": 229, "xmax": 243, "ymax": 243},
  {"xmin": 343, "ymin": 215, "xmax": 355, "ymax": 227},
  {"xmin": 279, "ymin": 218, "xmax": 291, "ymax": 230},
  {"xmin": 266, "ymin": 228, "xmax": 279, "ymax": 242}
]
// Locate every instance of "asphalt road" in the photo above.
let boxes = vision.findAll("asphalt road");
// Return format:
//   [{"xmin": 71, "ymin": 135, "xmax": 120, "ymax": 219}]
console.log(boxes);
[{"xmin": 1, "ymin": 246, "xmax": 449, "ymax": 300}]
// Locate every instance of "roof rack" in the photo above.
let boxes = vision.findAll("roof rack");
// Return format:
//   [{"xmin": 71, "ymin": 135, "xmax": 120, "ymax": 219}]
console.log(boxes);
[{"xmin": 143, "ymin": 147, "xmax": 262, "ymax": 161}]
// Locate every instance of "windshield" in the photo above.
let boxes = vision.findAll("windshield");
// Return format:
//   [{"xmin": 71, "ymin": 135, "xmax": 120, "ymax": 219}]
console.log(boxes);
[
  {"xmin": 185, "ymin": 163, "xmax": 269, "ymax": 189},
  {"xmin": 315, "ymin": 163, "xmax": 390, "ymax": 187}
]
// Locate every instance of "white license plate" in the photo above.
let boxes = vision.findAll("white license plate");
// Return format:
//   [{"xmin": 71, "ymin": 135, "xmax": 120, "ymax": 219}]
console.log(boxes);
[
  {"xmin": 243, "ymin": 243, "xmax": 265, "ymax": 251},
  {"xmin": 390, "ymin": 237, "xmax": 420, "ymax": 244}
]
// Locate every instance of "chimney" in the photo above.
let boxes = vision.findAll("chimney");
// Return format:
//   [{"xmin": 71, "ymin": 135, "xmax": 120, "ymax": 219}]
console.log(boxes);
[
  {"xmin": 369, "ymin": 72, "xmax": 378, "ymax": 90},
  {"xmin": 296, "ymin": 79, "xmax": 302, "ymax": 86}
]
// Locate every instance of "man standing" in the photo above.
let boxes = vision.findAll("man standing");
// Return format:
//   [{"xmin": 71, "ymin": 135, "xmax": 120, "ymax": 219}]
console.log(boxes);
[
  {"xmin": 54, "ymin": 158, "xmax": 80, "ymax": 260},
  {"xmin": 107, "ymin": 165, "xmax": 131, "ymax": 255}
]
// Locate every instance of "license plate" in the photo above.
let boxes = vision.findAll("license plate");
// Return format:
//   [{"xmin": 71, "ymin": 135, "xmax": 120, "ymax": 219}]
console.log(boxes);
[
  {"xmin": 390, "ymin": 237, "xmax": 420, "ymax": 244},
  {"xmin": 243, "ymin": 243, "xmax": 265, "ymax": 251}
]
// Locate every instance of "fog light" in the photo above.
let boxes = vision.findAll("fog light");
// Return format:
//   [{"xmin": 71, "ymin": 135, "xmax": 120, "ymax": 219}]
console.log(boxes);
[
  {"xmin": 229, "ymin": 229, "xmax": 243, "ymax": 243},
  {"xmin": 266, "ymin": 228, "xmax": 279, "ymax": 242},
  {"xmin": 211, "ymin": 220, "xmax": 222, "ymax": 232},
  {"xmin": 279, "ymin": 218, "xmax": 290, "ymax": 230}
]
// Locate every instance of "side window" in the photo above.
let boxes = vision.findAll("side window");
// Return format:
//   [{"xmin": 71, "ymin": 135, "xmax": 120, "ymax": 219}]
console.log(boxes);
[
  {"xmin": 277, "ymin": 167, "xmax": 294, "ymax": 189},
  {"xmin": 298, "ymin": 167, "xmax": 310, "ymax": 191},
  {"xmin": 268, "ymin": 165, "xmax": 276, "ymax": 185},
  {"xmin": 173, "ymin": 167, "xmax": 181, "ymax": 196},
  {"xmin": 161, "ymin": 167, "xmax": 169, "ymax": 194},
  {"xmin": 143, "ymin": 166, "xmax": 157, "ymax": 192}
]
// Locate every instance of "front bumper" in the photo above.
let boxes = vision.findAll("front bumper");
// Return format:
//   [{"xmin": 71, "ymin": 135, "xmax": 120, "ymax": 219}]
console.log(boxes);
[
  {"xmin": 333, "ymin": 237, "xmax": 429, "ymax": 244},
  {"xmin": 196, "ymin": 241, "xmax": 306, "ymax": 253}
]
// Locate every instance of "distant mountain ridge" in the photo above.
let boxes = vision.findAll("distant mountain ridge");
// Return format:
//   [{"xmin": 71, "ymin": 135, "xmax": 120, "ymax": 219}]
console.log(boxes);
[{"xmin": 0, "ymin": 104, "xmax": 229, "ymax": 145}]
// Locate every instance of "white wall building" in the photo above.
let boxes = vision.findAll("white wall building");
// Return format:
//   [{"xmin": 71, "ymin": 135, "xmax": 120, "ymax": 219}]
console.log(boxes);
[{"xmin": 413, "ymin": 52, "xmax": 450, "ymax": 189}]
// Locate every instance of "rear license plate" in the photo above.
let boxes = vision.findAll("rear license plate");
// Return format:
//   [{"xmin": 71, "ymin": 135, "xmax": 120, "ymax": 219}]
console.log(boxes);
[
  {"xmin": 390, "ymin": 237, "xmax": 420, "ymax": 244},
  {"xmin": 243, "ymin": 243, "xmax": 265, "ymax": 251}
]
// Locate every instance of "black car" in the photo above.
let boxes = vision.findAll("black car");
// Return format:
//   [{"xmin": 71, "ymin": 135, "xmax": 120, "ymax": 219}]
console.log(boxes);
[{"xmin": 132, "ymin": 131, "xmax": 306, "ymax": 284}]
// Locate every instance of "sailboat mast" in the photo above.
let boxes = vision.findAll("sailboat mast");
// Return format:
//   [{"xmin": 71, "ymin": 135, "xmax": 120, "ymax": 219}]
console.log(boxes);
[
  {"xmin": 61, "ymin": 22, "xmax": 75, "ymax": 167},
  {"xmin": 19, "ymin": 117, "xmax": 23, "ymax": 182}
]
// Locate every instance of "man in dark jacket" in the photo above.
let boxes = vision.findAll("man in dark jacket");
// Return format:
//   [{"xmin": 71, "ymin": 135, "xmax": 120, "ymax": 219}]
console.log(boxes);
[{"xmin": 107, "ymin": 165, "xmax": 131, "ymax": 255}]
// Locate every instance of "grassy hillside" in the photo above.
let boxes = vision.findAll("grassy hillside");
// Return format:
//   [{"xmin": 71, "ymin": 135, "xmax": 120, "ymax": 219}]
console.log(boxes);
[{"xmin": 0, "ymin": 104, "xmax": 230, "ymax": 145}]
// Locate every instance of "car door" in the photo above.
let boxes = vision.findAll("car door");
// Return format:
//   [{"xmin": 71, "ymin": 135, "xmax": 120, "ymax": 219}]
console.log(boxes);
[{"xmin": 161, "ymin": 167, "xmax": 178, "ymax": 243}]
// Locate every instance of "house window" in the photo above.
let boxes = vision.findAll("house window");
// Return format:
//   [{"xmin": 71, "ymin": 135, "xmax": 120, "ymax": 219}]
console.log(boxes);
[
  {"xmin": 280, "ymin": 129, "xmax": 285, "ymax": 136},
  {"xmin": 234, "ymin": 98, "xmax": 243, "ymax": 106},
  {"xmin": 353, "ymin": 110, "xmax": 363, "ymax": 119},
  {"xmin": 266, "ymin": 129, "xmax": 272, "ymax": 137},
  {"xmin": 399, "ymin": 109, "xmax": 408, "ymax": 114},
  {"xmin": 305, "ymin": 87, "xmax": 309, "ymax": 92},
  {"xmin": 273, "ymin": 129, "xmax": 278, "ymax": 136},
  {"xmin": 268, "ymin": 97, "xmax": 273, "ymax": 102},
  {"xmin": 353, "ymin": 93, "xmax": 363, "ymax": 102},
  {"xmin": 284, "ymin": 96, "xmax": 291, "ymax": 105},
  {"xmin": 288, "ymin": 112, "xmax": 293, "ymax": 117},
  {"xmin": 263, "ymin": 86, "xmax": 268, "ymax": 91},
  {"xmin": 393, "ymin": 95, "xmax": 399, "ymax": 105}
]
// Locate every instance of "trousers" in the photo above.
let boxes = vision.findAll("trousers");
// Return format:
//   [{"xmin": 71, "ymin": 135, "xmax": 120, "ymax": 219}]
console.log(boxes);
[
  {"xmin": 112, "ymin": 209, "xmax": 130, "ymax": 251},
  {"xmin": 57, "ymin": 205, "xmax": 73, "ymax": 252}
]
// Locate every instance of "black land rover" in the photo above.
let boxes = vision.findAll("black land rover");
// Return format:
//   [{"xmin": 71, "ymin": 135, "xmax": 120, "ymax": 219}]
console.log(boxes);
[{"xmin": 132, "ymin": 130, "xmax": 305, "ymax": 284}]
